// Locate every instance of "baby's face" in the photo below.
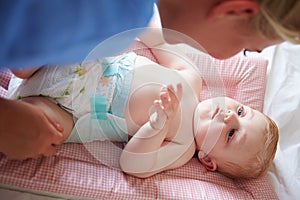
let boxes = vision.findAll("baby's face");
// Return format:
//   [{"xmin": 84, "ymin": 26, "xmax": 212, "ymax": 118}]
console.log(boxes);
[{"xmin": 193, "ymin": 97, "xmax": 268, "ymax": 165}]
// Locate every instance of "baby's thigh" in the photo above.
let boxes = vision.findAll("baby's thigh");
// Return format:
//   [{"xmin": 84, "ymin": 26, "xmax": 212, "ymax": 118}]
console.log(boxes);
[{"xmin": 20, "ymin": 96, "xmax": 74, "ymax": 141}]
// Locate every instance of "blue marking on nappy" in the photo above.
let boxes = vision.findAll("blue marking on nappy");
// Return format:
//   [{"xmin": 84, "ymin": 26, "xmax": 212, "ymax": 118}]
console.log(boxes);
[
  {"xmin": 90, "ymin": 94, "xmax": 107, "ymax": 120},
  {"xmin": 102, "ymin": 60, "xmax": 118, "ymax": 76}
]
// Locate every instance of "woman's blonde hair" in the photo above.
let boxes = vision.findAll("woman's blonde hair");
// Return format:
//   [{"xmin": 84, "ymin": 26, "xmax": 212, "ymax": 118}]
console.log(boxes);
[
  {"xmin": 251, "ymin": 0, "xmax": 300, "ymax": 44},
  {"xmin": 218, "ymin": 114, "xmax": 279, "ymax": 179}
]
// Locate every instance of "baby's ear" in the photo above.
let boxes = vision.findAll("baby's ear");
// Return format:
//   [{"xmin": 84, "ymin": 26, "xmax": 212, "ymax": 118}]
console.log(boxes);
[{"xmin": 198, "ymin": 151, "xmax": 217, "ymax": 171}]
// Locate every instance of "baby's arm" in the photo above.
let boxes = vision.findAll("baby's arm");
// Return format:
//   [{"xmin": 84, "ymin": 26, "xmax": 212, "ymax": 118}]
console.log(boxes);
[
  {"xmin": 138, "ymin": 27, "xmax": 191, "ymax": 70},
  {"xmin": 138, "ymin": 11, "xmax": 193, "ymax": 71},
  {"xmin": 120, "ymin": 84, "xmax": 192, "ymax": 178}
]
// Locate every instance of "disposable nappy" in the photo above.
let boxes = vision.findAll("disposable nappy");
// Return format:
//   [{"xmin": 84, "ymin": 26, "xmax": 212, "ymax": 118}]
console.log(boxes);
[{"xmin": 66, "ymin": 52, "xmax": 136, "ymax": 143}]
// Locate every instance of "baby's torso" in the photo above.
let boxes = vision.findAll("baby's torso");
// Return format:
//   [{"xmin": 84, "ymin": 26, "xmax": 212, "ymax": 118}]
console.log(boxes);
[{"xmin": 125, "ymin": 55, "xmax": 199, "ymax": 144}]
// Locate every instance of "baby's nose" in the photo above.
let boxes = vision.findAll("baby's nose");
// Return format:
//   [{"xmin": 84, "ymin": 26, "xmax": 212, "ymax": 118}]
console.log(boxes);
[{"xmin": 224, "ymin": 110, "xmax": 236, "ymax": 123}]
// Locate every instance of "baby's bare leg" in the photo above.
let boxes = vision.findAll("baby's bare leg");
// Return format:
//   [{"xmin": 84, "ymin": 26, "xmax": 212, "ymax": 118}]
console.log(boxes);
[{"xmin": 21, "ymin": 96, "xmax": 74, "ymax": 141}]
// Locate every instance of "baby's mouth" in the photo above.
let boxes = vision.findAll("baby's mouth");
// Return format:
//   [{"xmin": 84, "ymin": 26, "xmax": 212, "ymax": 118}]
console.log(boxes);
[{"xmin": 211, "ymin": 106, "xmax": 220, "ymax": 119}]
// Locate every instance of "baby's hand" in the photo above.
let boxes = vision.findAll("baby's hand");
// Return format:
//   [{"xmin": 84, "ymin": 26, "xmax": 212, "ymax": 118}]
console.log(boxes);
[{"xmin": 149, "ymin": 84, "xmax": 182, "ymax": 130}]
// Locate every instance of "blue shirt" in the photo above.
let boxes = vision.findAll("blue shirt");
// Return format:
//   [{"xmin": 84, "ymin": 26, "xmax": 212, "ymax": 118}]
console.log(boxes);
[{"xmin": 0, "ymin": 0, "xmax": 156, "ymax": 69}]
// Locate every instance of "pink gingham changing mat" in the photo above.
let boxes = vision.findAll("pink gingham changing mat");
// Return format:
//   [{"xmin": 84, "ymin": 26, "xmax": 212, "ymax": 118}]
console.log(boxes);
[{"xmin": 0, "ymin": 42, "xmax": 277, "ymax": 199}]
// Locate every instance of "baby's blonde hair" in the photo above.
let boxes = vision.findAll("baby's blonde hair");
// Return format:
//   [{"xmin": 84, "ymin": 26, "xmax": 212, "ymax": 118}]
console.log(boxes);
[
  {"xmin": 251, "ymin": 0, "xmax": 300, "ymax": 44},
  {"xmin": 217, "ymin": 114, "xmax": 279, "ymax": 179}
]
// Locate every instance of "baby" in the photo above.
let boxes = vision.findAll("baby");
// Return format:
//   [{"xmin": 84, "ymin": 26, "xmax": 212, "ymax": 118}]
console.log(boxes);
[{"xmin": 10, "ymin": 51, "xmax": 278, "ymax": 179}]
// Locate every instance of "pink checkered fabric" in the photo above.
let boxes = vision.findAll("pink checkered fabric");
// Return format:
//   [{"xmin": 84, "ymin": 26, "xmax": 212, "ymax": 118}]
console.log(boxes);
[
  {"xmin": 200, "ymin": 55, "xmax": 268, "ymax": 112},
  {"xmin": 0, "ymin": 69, "xmax": 12, "ymax": 98},
  {"xmin": 0, "ymin": 142, "xmax": 278, "ymax": 199},
  {"xmin": 126, "ymin": 40, "xmax": 158, "ymax": 63},
  {"xmin": 0, "ymin": 42, "xmax": 277, "ymax": 199}
]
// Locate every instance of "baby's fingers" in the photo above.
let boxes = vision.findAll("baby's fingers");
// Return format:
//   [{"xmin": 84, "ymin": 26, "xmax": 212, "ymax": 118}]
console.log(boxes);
[
  {"xmin": 149, "ymin": 100, "xmax": 167, "ymax": 130},
  {"xmin": 175, "ymin": 83, "xmax": 182, "ymax": 102},
  {"xmin": 166, "ymin": 84, "xmax": 182, "ymax": 108},
  {"xmin": 167, "ymin": 84, "xmax": 182, "ymax": 102},
  {"xmin": 160, "ymin": 90, "xmax": 171, "ymax": 109}
]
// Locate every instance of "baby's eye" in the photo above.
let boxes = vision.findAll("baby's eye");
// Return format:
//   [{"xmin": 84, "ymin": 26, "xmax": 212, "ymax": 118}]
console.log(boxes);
[
  {"xmin": 237, "ymin": 107, "xmax": 244, "ymax": 116},
  {"xmin": 227, "ymin": 129, "xmax": 235, "ymax": 142}
]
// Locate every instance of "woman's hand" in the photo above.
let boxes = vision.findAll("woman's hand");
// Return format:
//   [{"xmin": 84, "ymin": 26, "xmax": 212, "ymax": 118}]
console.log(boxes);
[{"xmin": 0, "ymin": 98, "xmax": 65, "ymax": 160}]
